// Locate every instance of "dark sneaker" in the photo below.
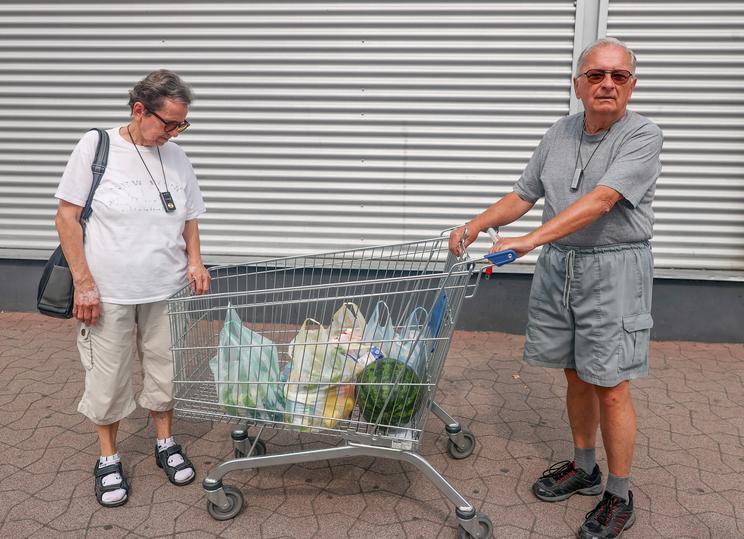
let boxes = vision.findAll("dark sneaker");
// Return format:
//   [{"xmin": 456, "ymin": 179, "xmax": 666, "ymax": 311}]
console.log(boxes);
[
  {"xmin": 578, "ymin": 490, "xmax": 636, "ymax": 539},
  {"xmin": 532, "ymin": 460, "xmax": 603, "ymax": 502}
]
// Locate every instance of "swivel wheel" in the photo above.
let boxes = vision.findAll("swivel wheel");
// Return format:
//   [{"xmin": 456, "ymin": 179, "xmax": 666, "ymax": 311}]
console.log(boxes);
[
  {"xmin": 447, "ymin": 429, "xmax": 475, "ymax": 459},
  {"xmin": 206, "ymin": 485, "xmax": 244, "ymax": 521}
]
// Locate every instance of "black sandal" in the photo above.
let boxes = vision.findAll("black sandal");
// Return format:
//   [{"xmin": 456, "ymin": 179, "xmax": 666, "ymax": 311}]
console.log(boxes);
[
  {"xmin": 155, "ymin": 443, "xmax": 195, "ymax": 486},
  {"xmin": 94, "ymin": 459, "xmax": 129, "ymax": 508}
]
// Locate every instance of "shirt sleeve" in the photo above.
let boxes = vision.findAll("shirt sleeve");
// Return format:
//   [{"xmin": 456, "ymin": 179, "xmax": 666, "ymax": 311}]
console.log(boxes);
[
  {"xmin": 598, "ymin": 122, "xmax": 663, "ymax": 208},
  {"xmin": 182, "ymin": 156, "xmax": 206, "ymax": 220},
  {"xmin": 513, "ymin": 131, "xmax": 550, "ymax": 203},
  {"xmin": 55, "ymin": 130, "xmax": 98, "ymax": 206}
]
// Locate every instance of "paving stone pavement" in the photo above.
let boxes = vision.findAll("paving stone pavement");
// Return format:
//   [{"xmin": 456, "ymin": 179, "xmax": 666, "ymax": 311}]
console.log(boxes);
[{"xmin": 1, "ymin": 312, "xmax": 743, "ymax": 538}]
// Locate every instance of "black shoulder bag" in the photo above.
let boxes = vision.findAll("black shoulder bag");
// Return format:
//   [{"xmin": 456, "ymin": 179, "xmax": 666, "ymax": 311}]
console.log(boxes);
[{"xmin": 37, "ymin": 128, "xmax": 110, "ymax": 318}]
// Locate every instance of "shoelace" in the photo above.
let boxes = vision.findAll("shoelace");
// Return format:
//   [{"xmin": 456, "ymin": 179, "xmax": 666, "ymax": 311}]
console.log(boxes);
[
  {"xmin": 541, "ymin": 460, "xmax": 575, "ymax": 480},
  {"xmin": 585, "ymin": 494, "xmax": 621, "ymax": 526}
]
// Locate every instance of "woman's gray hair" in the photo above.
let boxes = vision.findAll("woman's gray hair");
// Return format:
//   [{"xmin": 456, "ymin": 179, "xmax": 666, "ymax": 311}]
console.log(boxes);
[
  {"xmin": 128, "ymin": 69, "xmax": 193, "ymax": 112},
  {"xmin": 575, "ymin": 37, "xmax": 637, "ymax": 77}
]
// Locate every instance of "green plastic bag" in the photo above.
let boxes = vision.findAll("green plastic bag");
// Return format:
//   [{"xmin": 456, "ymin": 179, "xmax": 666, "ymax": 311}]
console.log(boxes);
[{"xmin": 209, "ymin": 304, "xmax": 285, "ymax": 421}]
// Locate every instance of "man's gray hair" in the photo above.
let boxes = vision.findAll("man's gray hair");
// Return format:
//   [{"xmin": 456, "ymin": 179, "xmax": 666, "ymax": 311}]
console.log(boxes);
[
  {"xmin": 128, "ymin": 69, "xmax": 193, "ymax": 112},
  {"xmin": 575, "ymin": 37, "xmax": 637, "ymax": 77}
]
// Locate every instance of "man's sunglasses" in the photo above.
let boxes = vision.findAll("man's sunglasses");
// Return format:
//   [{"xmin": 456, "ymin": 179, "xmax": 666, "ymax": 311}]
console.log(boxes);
[
  {"xmin": 578, "ymin": 69, "xmax": 634, "ymax": 85},
  {"xmin": 146, "ymin": 107, "xmax": 190, "ymax": 133}
]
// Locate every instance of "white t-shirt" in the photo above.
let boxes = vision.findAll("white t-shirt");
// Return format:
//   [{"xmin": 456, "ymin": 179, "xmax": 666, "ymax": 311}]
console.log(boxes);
[{"xmin": 55, "ymin": 127, "xmax": 206, "ymax": 304}]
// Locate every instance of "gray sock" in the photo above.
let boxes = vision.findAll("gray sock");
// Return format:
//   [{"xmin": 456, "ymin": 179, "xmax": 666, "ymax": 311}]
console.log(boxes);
[
  {"xmin": 574, "ymin": 447, "xmax": 596, "ymax": 475},
  {"xmin": 605, "ymin": 473, "xmax": 630, "ymax": 503}
]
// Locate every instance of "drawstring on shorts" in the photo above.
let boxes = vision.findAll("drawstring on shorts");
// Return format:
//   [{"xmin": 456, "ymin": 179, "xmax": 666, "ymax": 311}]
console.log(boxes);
[{"xmin": 562, "ymin": 249, "xmax": 575, "ymax": 309}]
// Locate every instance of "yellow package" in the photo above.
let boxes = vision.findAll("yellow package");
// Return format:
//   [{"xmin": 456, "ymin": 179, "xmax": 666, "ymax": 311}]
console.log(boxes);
[{"xmin": 321, "ymin": 384, "xmax": 355, "ymax": 428}]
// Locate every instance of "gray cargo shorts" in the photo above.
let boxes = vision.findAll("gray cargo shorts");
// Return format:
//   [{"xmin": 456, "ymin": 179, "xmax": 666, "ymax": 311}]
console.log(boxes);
[{"xmin": 523, "ymin": 241, "xmax": 654, "ymax": 387}]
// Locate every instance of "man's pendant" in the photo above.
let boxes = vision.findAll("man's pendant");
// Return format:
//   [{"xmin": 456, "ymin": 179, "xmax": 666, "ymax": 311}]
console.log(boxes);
[{"xmin": 570, "ymin": 168, "xmax": 583, "ymax": 190}]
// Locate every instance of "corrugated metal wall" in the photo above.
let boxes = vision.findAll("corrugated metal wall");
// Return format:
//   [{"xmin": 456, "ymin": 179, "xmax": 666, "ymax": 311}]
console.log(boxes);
[
  {"xmin": 607, "ymin": 0, "xmax": 744, "ymax": 270},
  {"xmin": 0, "ymin": 1, "xmax": 575, "ymax": 262},
  {"xmin": 0, "ymin": 1, "xmax": 741, "ymax": 271}
]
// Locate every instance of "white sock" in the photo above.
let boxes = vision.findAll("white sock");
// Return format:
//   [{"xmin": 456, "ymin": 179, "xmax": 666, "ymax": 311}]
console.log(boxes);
[
  {"xmin": 99, "ymin": 453, "xmax": 126, "ymax": 504},
  {"xmin": 157, "ymin": 437, "xmax": 194, "ymax": 483}
]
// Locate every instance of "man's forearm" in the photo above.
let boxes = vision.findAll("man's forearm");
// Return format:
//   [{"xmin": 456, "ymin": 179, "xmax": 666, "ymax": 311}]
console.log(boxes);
[
  {"xmin": 526, "ymin": 186, "xmax": 622, "ymax": 248},
  {"xmin": 467, "ymin": 192, "xmax": 534, "ymax": 234}
]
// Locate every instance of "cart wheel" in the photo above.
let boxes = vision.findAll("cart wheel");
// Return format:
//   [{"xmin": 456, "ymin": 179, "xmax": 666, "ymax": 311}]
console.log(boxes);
[
  {"xmin": 457, "ymin": 514, "xmax": 493, "ymax": 539},
  {"xmin": 207, "ymin": 485, "xmax": 244, "ymax": 521},
  {"xmin": 447, "ymin": 430, "xmax": 475, "ymax": 459},
  {"xmin": 234, "ymin": 437, "xmax": 267, "ymax": 458}
]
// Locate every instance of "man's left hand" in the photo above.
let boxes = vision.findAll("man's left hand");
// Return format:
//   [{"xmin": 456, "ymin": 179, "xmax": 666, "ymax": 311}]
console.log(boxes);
[
  {"xmin": 188, "ymin": 263, "xmax": 211, "ymax": 295},
  {"xmin": 492, "ymin": 235, "xmax": 537, "ymax": 258}
]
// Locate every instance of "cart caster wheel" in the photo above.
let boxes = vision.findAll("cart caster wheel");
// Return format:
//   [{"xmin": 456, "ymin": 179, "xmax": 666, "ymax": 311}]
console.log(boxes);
[
  {"xmin": 207, "ymin": 485, "xmax": 244, "ymax": 521},
  {"xmin": 447, "ymin": 430, "xmax": 475, "ymax": 459},
  {"xmin": 234, "ymin": 437, "xmax": 266, "ymax": 458},
  {"xmin": 457, "ymin": 513, "xmax": 493, "ymax": 539}
]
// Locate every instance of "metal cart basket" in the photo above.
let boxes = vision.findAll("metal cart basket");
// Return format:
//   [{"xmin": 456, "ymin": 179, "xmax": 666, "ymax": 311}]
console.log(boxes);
[{"xmin": 167, "ymin": 233, "xmax": 511, "ymax": 538}]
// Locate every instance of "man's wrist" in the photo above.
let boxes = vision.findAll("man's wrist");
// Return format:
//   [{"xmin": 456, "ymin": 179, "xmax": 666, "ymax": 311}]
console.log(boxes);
[{"xmin": 525, "ymin": 231, "xmax": 542, "ymax": 251}]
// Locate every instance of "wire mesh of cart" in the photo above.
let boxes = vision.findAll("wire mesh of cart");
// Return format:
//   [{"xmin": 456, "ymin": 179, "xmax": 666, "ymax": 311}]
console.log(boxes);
[{"xmin": 167, "ymin": 231, "xmax": 516, "ymax": 538}]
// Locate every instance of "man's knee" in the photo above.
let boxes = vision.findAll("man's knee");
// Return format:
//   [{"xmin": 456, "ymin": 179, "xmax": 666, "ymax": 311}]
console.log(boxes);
[{"xmin": 594, "ymin": 381, "xmax": 631, "ymax": 408}]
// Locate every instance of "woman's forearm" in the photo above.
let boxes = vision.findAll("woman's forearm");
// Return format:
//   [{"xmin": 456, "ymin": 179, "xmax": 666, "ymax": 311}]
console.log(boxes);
[
  {"xmin": 55, "ymin": 203, "xmax": 95, "ymax": 287},
  {"xmin": 182, "ymin": 219, "xmax": 204, "ymax": 264}
]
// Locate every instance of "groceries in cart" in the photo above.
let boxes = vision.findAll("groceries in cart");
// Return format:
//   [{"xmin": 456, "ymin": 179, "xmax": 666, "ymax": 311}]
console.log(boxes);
[
  {"xmin": 169, "ymin": 234, "xmax": 501, "ymax": 533},
  {"xmin": 209, "ymin": 304, "xmax": 285, "ymax": 421},
  {"xmin": 356, "ymin": 357, "xmax": 423, "ymax": 427},
  {"xmin": 285, "ymin": 303, "xmax": 373, "ymax": 429}
]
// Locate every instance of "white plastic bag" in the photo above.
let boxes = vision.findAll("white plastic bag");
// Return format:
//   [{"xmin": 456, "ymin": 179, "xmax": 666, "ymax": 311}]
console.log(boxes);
[
  {"xmin": 284, "ymin": 303, "xmax": 369, "ymax": 429},
  {"xmin": 362, "ymin": 300, "xmax": 396, "ymax": 359},
  {"xmin": 390, "ymin": 306, "xmax": 431, "ymax": 378}
]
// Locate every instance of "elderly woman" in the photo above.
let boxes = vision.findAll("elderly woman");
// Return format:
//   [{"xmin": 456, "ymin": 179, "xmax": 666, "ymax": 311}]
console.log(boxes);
[{"xmin": 55, "ymin": 70, "xmax": 210, "ymax": 507}]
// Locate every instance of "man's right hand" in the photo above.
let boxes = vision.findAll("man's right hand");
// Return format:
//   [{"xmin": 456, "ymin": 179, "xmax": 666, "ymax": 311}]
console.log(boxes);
[
  {"xmin": 448, "ymin": 225, "xmax": 478, "ymax": 257},
  {"xmin": 73, "ymin": 279, "xmax": 101, "ymax": 326}
]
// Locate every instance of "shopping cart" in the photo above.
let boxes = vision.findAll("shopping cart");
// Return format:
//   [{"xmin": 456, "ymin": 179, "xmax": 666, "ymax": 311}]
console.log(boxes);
[{"xmin": 167, "ymin": 231, "xmax": 515, "ymax": 538}]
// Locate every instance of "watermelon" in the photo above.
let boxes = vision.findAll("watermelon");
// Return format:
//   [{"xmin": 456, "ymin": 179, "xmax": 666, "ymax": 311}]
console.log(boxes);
[{"xmin": 356, "ymin": 358, "xmax": 423, "ymax": 427}]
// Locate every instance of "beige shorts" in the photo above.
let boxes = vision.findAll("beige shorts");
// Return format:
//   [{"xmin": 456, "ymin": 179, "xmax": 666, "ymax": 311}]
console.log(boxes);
[{"xmin": 76, "ymin": 300, "xmax": 174, "ymax": 425}]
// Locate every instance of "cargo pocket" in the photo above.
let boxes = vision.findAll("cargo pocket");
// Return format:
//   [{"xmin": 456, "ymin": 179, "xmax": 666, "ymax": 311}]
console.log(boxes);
[
  {"xmin": 620, "ymin": 313, "xmax": 653, "ymax": 372},
  {"xmin": 76, "ymin": 324, "xmax": 94, "ymax": 370}
]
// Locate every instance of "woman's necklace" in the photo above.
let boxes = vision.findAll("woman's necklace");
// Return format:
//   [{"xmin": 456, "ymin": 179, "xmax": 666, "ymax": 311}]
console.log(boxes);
[
  {"xmin": 570, "ymin": 116, "xmax": 612, "ymax": 191},
  {"xmin": 126, "ymin": 125, "xmax": 176, "ymax": 212}
]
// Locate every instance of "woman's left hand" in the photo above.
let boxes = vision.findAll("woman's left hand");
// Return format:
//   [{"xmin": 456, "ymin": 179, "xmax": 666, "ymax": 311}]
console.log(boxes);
[{"xmin": 188, "ymin": 263, "xmax": 211, "ymax": 295}]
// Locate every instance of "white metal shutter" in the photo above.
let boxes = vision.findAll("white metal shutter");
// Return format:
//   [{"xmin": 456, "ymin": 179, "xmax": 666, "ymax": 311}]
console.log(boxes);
[
  {"xmin": 0, "ymin": 1, "xmax": 575, "ymax": 262},
  {"xmin": 607, "ymin": 0, "xmax": 744, "ymax": 270}
]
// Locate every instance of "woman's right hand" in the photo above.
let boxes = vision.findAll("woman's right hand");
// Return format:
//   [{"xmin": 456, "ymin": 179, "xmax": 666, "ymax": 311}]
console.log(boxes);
[
  {"xmin": 73, "ymin": 279, "xmax": 101, "ymax": 326},
  {"xmin": 448, "ymin": 224, "xmax": 478, "ymax": 257}
]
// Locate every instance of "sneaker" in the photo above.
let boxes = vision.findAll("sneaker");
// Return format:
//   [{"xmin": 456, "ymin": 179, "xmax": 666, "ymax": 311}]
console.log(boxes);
[
  {"xmin": 532, "ymin": 460, "xmax": 603, "ymax": 502},
  {"xmin": 578, "ymin": 490, "xmax": 636, "ymax": 539}
]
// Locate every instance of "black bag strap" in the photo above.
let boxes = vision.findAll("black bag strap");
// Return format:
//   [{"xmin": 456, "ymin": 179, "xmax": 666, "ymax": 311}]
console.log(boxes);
[{"xmin": 80, "ymin": 128, "xmax": 110, "ymax": 224}]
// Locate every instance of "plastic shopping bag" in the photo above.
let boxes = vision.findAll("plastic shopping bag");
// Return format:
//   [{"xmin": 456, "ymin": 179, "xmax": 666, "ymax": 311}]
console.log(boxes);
[
  {"xmin": 209, "ymin": 304, "xmax": 285, "ymax": 421},
  {"xmin": 285, "ymin": 303, "xmax": 369, "ymax": 429},
  {"xmin": 390, "ymin": 306, "xmax": 431, "ymax": 379},
  {"xmin": 362, "ymin": 300, "xmax": 397, "ymax": 359}
]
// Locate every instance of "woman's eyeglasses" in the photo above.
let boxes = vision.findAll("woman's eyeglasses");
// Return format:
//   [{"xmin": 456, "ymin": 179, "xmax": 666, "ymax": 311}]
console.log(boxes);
[
  {"xmin": 578, "ymin": 69, "xmax": 634, "ymax": 85},
  {"xmin": 146, "ymin": 107, "xmax": 190, "ymax": 133}
]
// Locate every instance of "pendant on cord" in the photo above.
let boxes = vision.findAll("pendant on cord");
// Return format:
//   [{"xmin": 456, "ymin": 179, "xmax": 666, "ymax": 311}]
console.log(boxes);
[
  {"xmin": 571, "ymin": 168, "xmax": 583, "ymax": 190},
  {"xmin": 159, "ymin": 191, "xmax": 176, "ymax": 212}
]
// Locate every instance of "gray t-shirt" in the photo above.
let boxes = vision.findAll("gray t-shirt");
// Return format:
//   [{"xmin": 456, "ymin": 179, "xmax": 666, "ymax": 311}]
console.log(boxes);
[{"xmin": 514, "ymin": 110, "xmax": 663, "ymax": 247}]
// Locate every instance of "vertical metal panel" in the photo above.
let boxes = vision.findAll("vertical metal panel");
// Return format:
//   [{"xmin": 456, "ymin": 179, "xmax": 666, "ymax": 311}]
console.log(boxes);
[
  {"xmin": 607, "ymin": 0, "xmax": 744, "ymax": 270},
  {"xmin": 0, "ymin": 1, "xmax": 574, "ymax": 262}
]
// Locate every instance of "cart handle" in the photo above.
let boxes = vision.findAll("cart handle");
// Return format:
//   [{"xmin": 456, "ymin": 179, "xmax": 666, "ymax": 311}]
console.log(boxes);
[{"xmin": 453, "ymin": 227, "xmax": 518, "ymax": 298}]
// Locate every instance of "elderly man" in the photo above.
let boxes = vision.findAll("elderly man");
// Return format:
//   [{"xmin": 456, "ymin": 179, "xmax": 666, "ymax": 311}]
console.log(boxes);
[{"xmin": 449, "ymin": 37, "xmax": 662, "ymax": 538}]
